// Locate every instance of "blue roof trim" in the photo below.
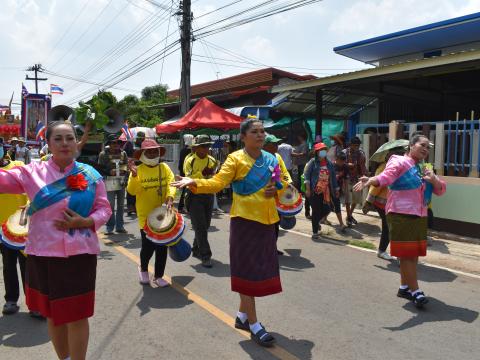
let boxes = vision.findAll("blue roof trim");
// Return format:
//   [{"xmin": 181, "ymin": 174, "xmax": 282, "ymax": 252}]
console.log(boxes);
[{"xmin": 334, "ymin": 12, "xmax": 480, "ymax": 52}]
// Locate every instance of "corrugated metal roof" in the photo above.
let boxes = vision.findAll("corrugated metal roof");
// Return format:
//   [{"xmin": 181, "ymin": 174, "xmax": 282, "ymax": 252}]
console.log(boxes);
[
  {"xmin": 334, "ymin": 12, "xmax": 480, "ymax": 63},
  {"xmin": 271, "ymin": 49, "xmax": 480, "ymax": 94}
]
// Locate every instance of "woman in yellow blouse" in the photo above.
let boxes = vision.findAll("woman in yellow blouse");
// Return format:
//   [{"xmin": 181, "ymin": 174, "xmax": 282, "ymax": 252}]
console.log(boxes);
[
  {"xmin": 127, "ymin": 139, "xmax": 176, "ymax": 288},
  {"xmin": 172, "ymin": 118, "xmax": 290, "ymax": 347}
]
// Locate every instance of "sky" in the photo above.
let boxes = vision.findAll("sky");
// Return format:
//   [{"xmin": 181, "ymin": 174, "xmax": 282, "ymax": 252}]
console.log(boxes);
[{"xmin": 1, "ymin": 0, "xmax": 480, "ymax": 116}]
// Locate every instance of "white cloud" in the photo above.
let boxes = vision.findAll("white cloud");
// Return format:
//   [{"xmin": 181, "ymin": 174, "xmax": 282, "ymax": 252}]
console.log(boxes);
[{"xmin": 241, "ymin": 35, "xmax": 276, "ymax": 61}]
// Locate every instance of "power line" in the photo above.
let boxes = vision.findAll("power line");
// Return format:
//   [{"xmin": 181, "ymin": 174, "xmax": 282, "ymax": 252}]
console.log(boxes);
[
  {"xmin": 160, "ymin": 0, "xmax": 176, "ymax": 83},
  {"xmin": 49, "ymin": 0, "xmax": 114, "ymax": 71},
  {"xmin": 195, "ymin": 0, "xmax": 243, "ymax": 19},
  {"xmin": 42, "ymin": 0, "xmax": 93, "ymax": 65}
]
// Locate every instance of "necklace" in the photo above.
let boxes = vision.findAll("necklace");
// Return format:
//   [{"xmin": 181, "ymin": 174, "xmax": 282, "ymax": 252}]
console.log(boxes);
[{"xmin": 243, "ymin": 149, "xmax": 264, "ymax": 167}]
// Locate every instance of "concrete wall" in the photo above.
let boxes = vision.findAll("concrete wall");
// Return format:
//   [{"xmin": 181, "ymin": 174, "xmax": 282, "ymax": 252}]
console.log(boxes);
[{"xmin": 431, "ymin": 176, "xmax": 480, "ymax": 225}]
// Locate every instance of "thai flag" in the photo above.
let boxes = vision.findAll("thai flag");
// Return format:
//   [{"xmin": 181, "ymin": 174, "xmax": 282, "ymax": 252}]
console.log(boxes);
[
  {"xmin": 50, "ymin": 84, "xmax": 64, "ymax": 95},
  {"xmin": 22, "ymin": 83, "xmax": 29, "ymax": 98},
  {"xmin": 121, "ymin": 122, "xmax": 133, "ymax": 141},
  {"xmin": 35, "ymin": 121, "xmax": 46, "ymax": 141}
]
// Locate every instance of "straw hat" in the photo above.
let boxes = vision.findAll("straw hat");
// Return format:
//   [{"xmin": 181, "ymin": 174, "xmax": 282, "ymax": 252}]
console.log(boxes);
[{"xmin": 133, "ymin": 139, "xmax": 166, "ymax": 160}]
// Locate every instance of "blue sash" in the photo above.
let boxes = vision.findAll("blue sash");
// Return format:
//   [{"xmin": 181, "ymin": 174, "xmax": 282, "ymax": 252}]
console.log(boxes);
[
  {"xmin": 232, "ymin": 150, "xmax": 281, "ymax": 195},
  {"xmin": 389, "ymin": 165, "xmax": 433, "ymax": 205},
  {"xmin": 28, "ymin": 162, "xmax": 102, "ymax": 218}
]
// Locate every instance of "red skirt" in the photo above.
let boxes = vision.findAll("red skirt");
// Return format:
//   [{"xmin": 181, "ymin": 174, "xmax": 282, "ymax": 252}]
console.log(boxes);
[
  {"xmin": 26, "ymin": 254, "xmax": 97, "ymax": 325},
  {"xmin": 230, "ymin": 217, "xmax": 282, "ymax": 297}
]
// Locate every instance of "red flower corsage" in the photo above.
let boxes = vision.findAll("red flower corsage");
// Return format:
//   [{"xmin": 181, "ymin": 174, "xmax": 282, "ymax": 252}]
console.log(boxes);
[{"xmin": 66, "ymin": 173, "xmax": 88, "ymax": 191}]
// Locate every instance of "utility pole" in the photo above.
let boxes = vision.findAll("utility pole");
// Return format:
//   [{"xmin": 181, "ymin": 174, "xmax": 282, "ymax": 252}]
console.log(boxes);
[
  {"xmin": 178, "ymin": 0, "xmax": 192, "ymax": 116},
  {"xmin": 26, "ymin": 64, "xmax": 48, "ymax": 94}
]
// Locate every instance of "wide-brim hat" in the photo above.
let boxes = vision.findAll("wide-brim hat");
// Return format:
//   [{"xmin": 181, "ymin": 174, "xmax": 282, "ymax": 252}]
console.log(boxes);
[
  {"xmin": 17, "ymin": 137, "xmax": 26, "ymax": 143},
  {"xmin": 192, "ymin": 135, "xmax": 214, "ymax": 147},
  {"xmin": 330, "ymin": 133, "xmax": 345, "ymax": 145},
  {"xmin": 134, "ymin": 138, "xmax": 166, "ymax": 160},
  {"xmin": 9, "ymin": 137, "xmax": 19, "ymax": 143}
]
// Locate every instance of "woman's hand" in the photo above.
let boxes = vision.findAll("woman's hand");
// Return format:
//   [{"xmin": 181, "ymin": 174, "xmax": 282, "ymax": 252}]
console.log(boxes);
[
  {"xmin": 264, "ymin": 183, "xmax": 277, "ymax": 198},
  {"xmin": 54, "ymin": 209, "xmax": 93, "ymax": 231},
  {"xmin": 353, "ymin": 176, "xmax": 370, "ymax": 192},
  {"xmin": 165, "ymin": 196, "xmax": 174, "ymax": 210},
  {"xmin": 171, "ymin": 175, "xmax": 196, "ymax": 189},
  {"xmin": 422, "ymin": 169, "xmax": 437, "ymax": 184}
]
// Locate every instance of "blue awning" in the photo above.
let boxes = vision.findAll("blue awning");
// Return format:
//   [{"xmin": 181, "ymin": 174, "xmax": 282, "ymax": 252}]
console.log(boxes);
[{"xmin": 334, "ymin": 12, "xmax": 480, "ymax": 64}]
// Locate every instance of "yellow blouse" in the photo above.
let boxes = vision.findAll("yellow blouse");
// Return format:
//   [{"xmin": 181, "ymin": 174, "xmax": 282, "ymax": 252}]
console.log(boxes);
[
  {"xmin": 0, "ymin": 161, "xmax": 27, "ymax": 223},
  {"xmin": 192, "ymin": 150, "xmax": 290, "ymax": 225},
  {"xmin": 276, "ymin": 153, "xmax": 292, "ymax": 184},
  {"xmin": 127, "ymin": 162, "xmax": 177, "ymax": 228}
]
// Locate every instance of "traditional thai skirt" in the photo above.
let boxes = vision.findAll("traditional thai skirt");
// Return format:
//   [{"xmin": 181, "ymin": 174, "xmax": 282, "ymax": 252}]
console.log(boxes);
[
  {"xmin": 25, "ymin": 254, "xmax": 97, "ymax": 325},
  {"xmin": 387, "ymin": 213, "xmax": 427, "ymax": 257},
  {"xmin": 230, "ymin": 217, "xmax": 282, "ymax": 297}
]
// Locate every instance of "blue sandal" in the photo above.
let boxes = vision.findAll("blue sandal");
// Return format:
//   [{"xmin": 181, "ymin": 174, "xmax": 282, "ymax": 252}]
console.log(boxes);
[{"xmin": 234, "ymin": 317, "xmax": 250, "ymax": 331}]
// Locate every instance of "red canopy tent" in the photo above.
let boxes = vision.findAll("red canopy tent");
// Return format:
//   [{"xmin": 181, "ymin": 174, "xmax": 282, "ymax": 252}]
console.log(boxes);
[{"xmin": 155, "ymin": 97, "xmax": 243, "ymax": 134}]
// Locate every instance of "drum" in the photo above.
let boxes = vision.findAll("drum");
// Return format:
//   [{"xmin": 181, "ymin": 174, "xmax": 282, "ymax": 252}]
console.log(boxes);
[
  {"xmin": 168, "ymin": 238, "xmax": 192, "ymax": 262},
  {"xmin": 104, "ymin": 176, "xmax": 124, "ymax": 192},
  {"xmin": 276, "ymin": 186, "xmax": 303, "ymax": 217},
  {"xmin": 143, "ymin": 206, "xmax": 186, "ymax": 246},
  {"xmin": 1, "ymin": 207, "xmax": 29, "ymax": 250}
]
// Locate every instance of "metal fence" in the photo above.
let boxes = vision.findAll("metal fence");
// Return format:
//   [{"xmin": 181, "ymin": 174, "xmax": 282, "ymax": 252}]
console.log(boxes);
[{"xmin": 356, "ymin": 119, "xmax": 480, "ymax": 177}]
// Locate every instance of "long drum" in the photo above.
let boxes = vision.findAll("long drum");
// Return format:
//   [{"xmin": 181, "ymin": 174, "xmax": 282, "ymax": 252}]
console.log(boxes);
[
  {"xmin": 1, "ymin": 208, "xmax": 29, "ymax": 250},
  {"xmin": 104, "ymin": 176, "xmax": 124, "ymax": 192}
]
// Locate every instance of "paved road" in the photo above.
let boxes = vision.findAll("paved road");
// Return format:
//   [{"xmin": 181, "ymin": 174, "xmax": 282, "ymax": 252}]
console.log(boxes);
[{"xmin": 1, "ymin": 211, "xmax": 479, "ymax": 359}]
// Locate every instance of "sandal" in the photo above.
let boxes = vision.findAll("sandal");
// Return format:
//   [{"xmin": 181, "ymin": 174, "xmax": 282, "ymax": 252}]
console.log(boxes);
[
  {"xmin": 2, "ymin": 301, "xmax": 19, "ymax": 315},
  {"xmin": 234, "ymin": 317, "xmax": 250, "ymax": 331},
  {"xmin": 251, "ymin": 324, "xmax": 275, "ymax": 347}
]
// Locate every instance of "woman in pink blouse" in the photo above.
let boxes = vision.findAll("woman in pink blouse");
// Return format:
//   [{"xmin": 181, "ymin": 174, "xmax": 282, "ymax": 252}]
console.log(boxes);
[
  {"xmin": 0, "ymin": 121, "xmax": 111, "ymax": 360},
  {"xmin": 354, "ymin": 133, "xmax": 446, "ymax": 308}
]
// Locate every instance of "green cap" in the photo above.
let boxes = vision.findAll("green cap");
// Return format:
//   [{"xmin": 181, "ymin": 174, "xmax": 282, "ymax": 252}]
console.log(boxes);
[{"xmin": 264, "ymin": 134, "xmax": 282, "ymax": 144}]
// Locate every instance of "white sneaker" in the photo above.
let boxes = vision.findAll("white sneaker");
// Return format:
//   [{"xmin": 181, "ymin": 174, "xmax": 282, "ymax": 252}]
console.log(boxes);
[
  {"xmin": 153, "ymin": 277, "xmax": 170, "ymax": 288},
  {"xmin": 377, "ymin": 251, "xmax": 395, "ymax": 261},
  {"xmin": 138, "ymin": 267, "xmax": 150, "ymax": 285}
]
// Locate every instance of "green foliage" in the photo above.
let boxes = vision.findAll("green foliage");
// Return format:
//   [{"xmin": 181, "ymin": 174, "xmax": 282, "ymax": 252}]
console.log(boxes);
[
  {"xmin": 76, "ymin": 91, "xmax": 118, "ymax": 128},
  {"xmin": 117, "ymin": 84, "xmax": 169, "ymax": 128}
]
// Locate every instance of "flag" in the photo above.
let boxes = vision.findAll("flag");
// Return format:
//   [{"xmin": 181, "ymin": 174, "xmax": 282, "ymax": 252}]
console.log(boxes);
[
  {"xmin": 35, "ymin": 121, "xmax": 46, "ymax": 141},
  {"xmin": 121, "ymin": 122, "xmax": 133, "ymax": 142},
  {"xmin": 50, "ymin": 84, "xmax": 64, "ymax": 95},
  {"xmin": 22, "ymin": 83, "xmax": 29, "ymax": 98}
]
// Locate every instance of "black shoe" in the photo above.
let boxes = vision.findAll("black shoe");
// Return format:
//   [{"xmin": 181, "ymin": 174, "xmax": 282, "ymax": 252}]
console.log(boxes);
[
  {"xmin": 305, "ymin": 214, "xmax": 311, "ymax": 220},
  {"xmin": 116, "ymin": 228, "xmax": 127, "ymax": 234},
  {"xmin": 251, "ymin": 324, "xmax": 275, "ymax": 347},
  {"xmin": 104, "ymin": 229, "xmax": 114, "ymax": 235},
  {"xmin": 235, "ymin": 317, "xmax": 250, "ymax": 331},
  {"xmin": 201, "ymin": 258, "xmax": 213, "ymax": 268},
  {"xmin": 277, "ymin": 250, "xmax": 284, "ymax": 255},
  {"xmin": 2, "ymin": 302, "xmax": 19, "ymax": 315},
  {"xmin": 397, "ymin": 287, "xmax": 413, "ymax": 300},
  {"xmin": 350, "ymin": 216, "xmax": 358, "ymax": 225},
  {"xmin": 412, "ymin": 291, "xmax": 429, "ymax": 308},
  {"xmin": 29, "ymin": 311, "xmax": 45, "ymax": 319}
]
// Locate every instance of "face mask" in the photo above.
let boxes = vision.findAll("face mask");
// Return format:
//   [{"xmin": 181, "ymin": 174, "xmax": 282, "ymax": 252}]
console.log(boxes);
[
  {"xmin": 318, "ymin": 150, "xmax": 327, "ymax": 158},
  {"xmin": 0, "ymin": 147, "xmax": 4, "ymax": 159},
  {"xmin": 140, "ymin": 152, "xmax": 159, "ymax": 166}
]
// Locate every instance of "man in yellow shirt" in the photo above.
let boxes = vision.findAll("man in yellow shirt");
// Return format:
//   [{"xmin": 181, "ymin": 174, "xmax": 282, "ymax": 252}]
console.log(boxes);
[
  {"xmin": 183, "ymin": 135, "xmax": 217, "ymax": 268},
  {"xmin": 0, "ymin": 145, "xmax": 27, "ymax": 315}
]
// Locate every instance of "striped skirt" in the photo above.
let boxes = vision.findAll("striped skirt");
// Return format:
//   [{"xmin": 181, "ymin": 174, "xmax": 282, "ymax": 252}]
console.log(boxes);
[
  {"xmin": 230, "ymin": 217, "xmax": 282, "ymax": 297},
  {"xmin": 26, "ymin": 254, "xmax": 97, "ymax": 325},
  {"xmin": 387, "ymin": 213, "xmax": 428, "ymax": 258}
]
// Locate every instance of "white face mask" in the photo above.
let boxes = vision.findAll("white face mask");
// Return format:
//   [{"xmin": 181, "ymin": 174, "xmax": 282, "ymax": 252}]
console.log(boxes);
[
  {"xmin": 318, "ymin": 150, "xmax": 327, "ymax": 158},
  {"xmin": 140, "ymin": 152, "xmax": 160, "ymax": 166}
]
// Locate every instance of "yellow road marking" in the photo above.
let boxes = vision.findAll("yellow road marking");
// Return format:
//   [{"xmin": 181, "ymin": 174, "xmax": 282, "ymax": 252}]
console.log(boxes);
[{"xmin": 102, "ymin": 238, "xmax": 301, "ymax": 360}]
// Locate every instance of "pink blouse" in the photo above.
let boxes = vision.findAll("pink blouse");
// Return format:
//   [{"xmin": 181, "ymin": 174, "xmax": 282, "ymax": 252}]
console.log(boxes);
[
  {"xmin": 0, "ymin": 159, "xmax": 112, "ymax": 257},
  {"xmin": 375, "ymin": 155, "xmax": 446, "ymax": 217}
]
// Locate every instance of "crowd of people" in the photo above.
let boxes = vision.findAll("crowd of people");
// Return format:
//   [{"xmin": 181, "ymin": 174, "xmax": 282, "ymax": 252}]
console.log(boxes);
[{"xmin": 0, "ymin": 118, "xmax": 446, "ymax": 357}]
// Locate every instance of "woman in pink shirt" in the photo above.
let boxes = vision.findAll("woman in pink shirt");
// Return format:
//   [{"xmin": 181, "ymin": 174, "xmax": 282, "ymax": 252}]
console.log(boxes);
[
  {"xmin": 354, "ymin": 134, "xmax": 446, "ymax": 308},
  {"xmin": 0, "ymin": 121, "xmax": 111, "ymax": 360}
]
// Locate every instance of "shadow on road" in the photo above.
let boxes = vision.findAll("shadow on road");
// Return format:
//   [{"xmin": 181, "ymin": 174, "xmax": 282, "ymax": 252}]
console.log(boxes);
[
  {"xmin": 98, "ymin": 250, "xmax": 115, "ymax": 261},
  {"xmin": 429, "ymin": 239, "xmax": 450, "ymax": 254},
  {"xmin": 136, "ymin": 285, "xmax": 193, "ymax": 316},
  {"xmin": 384, "ymin": 297, "xmax": 479, "ymax": 331},
  {"xmin": 373, "ymin": 262, "xmax": 458, "ymax": 283},
  {"xmin": 279, "ymin": 249, "xmax": 315, "ymax": 272},
  {"xmin": 238, "ymin": 332, "xmax": 315, "ymax": 360},
  {"xmin": 190, "ymin": 259, "xmax": 231, "ymax": 277},
  {"xmin": 0, "ymin": 313, "xmax": 49, "ymax": 348}
]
